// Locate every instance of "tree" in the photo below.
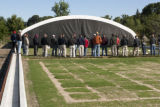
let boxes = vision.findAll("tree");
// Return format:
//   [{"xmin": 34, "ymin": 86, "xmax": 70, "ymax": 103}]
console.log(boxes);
[
  {"xmin": 52, "ymin": 0, "xmax": 70, "ymax": 17},
  {"xmin": 141, "ymin": 14, "xmax": 160, "ymax": 36},
  {"xmin": 7, "ymin": 15, "xmax": 25, "ymax": 33},
  {"xmin": 135, "ymin": 9, "xmax": 141, "ymax": 18},
  {"xmin": 0, "ymin": 17, "xmax": 8, "ymax": 40},
  {"xmin": 103, "ymin": 15, "xmax": 112, "ymax": 20},
  {"xmin": 142, "ymin": 2, "xmax": 160, "ymax": 16},
  {"xmin": 114, "ymin": 17, "xmax": 121, "ymax": 23},
  {"xmin": 27, "ymin": 15, "xmax": 40, "ymax": 26},
  {"xmin": 40, "ymin": 16, "xmax": 53, "ymax": 21}
]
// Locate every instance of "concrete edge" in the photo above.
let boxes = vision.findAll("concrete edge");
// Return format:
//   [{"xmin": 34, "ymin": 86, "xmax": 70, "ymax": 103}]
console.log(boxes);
[
  {"xmin": 19, "ymin": 54, "xmax": 27, "ymax": 107},
  {"xmin": 0, "ymin": 54, "xmax": 17, "ymax": 107}
]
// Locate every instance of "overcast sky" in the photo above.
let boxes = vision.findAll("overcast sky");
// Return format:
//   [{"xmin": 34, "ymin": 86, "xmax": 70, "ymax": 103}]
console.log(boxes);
[{"xmin": 0, "ymin": 0, "xmax": 159, "ymax": 21}]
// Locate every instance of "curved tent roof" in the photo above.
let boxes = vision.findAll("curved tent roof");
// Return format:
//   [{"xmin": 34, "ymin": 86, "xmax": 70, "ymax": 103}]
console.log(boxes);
[{"xmin": 22, "ymin": 15, "xmax": 136, "ymax": 46}]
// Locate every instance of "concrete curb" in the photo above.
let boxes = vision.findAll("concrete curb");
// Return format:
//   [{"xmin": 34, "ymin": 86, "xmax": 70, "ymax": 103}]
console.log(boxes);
[
  {"xmin": 0, "ymin": 54, "xmax": 27, "ymax": 107},
  {"xmin": 19, "ymin": 54, "xmax": 27, "ymax": 107}
]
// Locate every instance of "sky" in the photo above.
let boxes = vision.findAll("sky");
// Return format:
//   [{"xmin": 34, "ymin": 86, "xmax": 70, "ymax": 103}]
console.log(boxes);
[{"xmin": 0, "ymin": 0, "xmax": 160, "ymax": 21}]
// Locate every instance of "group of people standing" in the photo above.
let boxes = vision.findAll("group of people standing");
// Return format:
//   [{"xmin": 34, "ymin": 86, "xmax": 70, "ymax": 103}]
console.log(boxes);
[
  {"xmin": 11, "ymin": 30, "xmax": 29, "ymax": 55},
  {"xmin": 39, "ymin": 33, "xmax": 89, "ymax": 57},
  {"xmin": 11, "ymin": 30, "xmax": 160, "ymax": 57}
]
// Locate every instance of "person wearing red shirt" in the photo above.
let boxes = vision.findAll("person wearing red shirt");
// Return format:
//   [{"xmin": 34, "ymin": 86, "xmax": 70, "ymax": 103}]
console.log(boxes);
[{"xmin": 84, "ymin": 36, "xmax": 89, "ymax": 56}]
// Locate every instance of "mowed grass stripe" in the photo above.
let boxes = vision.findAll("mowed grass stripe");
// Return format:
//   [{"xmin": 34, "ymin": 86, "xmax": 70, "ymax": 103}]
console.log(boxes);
[{"xmin": 28, "ymin": 60, "xmax": 67, "ymax": 107}]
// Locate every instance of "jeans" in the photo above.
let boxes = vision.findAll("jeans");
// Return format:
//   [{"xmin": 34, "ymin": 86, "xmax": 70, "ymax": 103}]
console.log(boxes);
[
  {"xmin": 52, "ymin": 47, "xmax": 58, "ymax": 56},
  {"xmin": 59, "ymin": 45, "xmax": 66, "ymax": 57},
  {"xmin": 34, "ymin": 45, "xmax": 38, "ymax": 56},
  {"xmin": 84, "ymin": 47, "xmax": 88, "ymax": 56},
  {"xmin": 102, "ymin": 46, "xmax": 107, "ymax": 56},
  {"xmin": 150, "ymin": 44, "xmax": 156, "ymax": 56},
  {"xmin": 12, "ymin": 42, "xmax": 17, "ymax": 53},
  {"xmin": 94, "ymin": 44, "xmax": 100, "ymax": 57},
  {"xmin": 17, "ymin": 41, "xmax": 22, "ymax": 54},
  {"xmin": 75, "ymin": 45, "xmax": 79, "ymax": 56},
  {"xmin": 22, "ymin": 44, "xmax": 25, "ymax": 54},
  {"xmin": 91, "ymin": 47, "xmax": 94, "ymax": 56},
  {"xmin": 24, "ymin": 45, "xmax": 29, "ymax": 55},
  {"xmin": 142, "ymin": 44, "xmax": 146, "ymax": 55},
  {"xmin": 159, "ymin": 42, "xmax": 160, "ymax": 55}
]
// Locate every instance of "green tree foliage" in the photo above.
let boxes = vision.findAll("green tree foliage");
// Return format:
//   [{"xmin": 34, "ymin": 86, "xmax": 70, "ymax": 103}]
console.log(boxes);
[
  {"xmin": 141, "ymin": 14, "xmax": 160, "ymax": 36},
  {"xmin": 40, "ymin": 16, "xmax": 53, "ymax": 21},
  {"xmin": 6, "ymin": 15, "xmax": 25, "ymax": 33},
  {"xmin": 103, "ymin": 15, "xmax": 112, "ymax": 20},
  {"xmin": 52, "ymin": 0, "xmax": 70, "ymax": 17},
  {"xmin": 142, "ymin": 2, "xmax": 160, "ymax": 16},
  {"xmin": 111, "ymin": 2, "xmax": 160, "ymax": 37},
  {"xmin": 0, "ymin": 17, "xmax": 8, "ymax": 40},
  {"xmin": 114, "ymin": 17, "xmax": 121, "ymax": 23},
  {"xmin": 27, "ymin": 15, "xmax": 53, "ymax": 26},
  {"xmin": 27, "ymin": 15, "xmax": 40, "ymax": 26}
]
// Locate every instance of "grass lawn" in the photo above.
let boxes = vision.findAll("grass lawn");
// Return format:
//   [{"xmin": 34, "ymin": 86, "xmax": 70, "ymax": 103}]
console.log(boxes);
[{"xmin": 26, "ymin": 56, "xmax": 160, "ymax": 107}]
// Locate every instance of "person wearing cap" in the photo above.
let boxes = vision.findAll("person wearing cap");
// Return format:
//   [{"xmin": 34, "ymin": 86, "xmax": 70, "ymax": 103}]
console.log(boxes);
[
  {"xmin": 110, "ymin": 34, "xmax": 117, "ymax": 56},
  {"xmin": 11, "ymin": 31, "xmax": 17, "ymax": 53},
  {"xmin": 68, "ymin": 34, "xmax": 76, "ymax": 57},
  {"xmin": 121, "ymin": 35, "xmax": 128, "ymax": 56},
  {"xmin": 51, "ymin": 35, "xmax": 58, "ymax": 56},
  {"xmin": 23, "ymin": 33, "xmax": 30, "ymax": 55},
  {"xmin": 133, "ymin": 35, "xmax": 140, "ymax": 56},
  {"xmin": 33, "ymin": 34, "xmax": 39, "ymax": 56},
  {"xmin": 17, "ymin": 30, "xmax": 22, "ymax": 54},
  {"xmin": 41, "ymin": 33, "xmax": 49, "ymax": 57},
  {"xmin": 94, "ymin": 32, "xmax": 102, "ymax": 57}
]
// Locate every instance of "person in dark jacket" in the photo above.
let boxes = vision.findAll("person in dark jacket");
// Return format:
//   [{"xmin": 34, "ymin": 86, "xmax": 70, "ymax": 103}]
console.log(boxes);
[
  {"xmin": 91, "ymin": 34, "xmax": 96, "ymax": 56},
  {"xmin": 121, "ymin": 35, "xmax": 128, "ymax": 56},
  {"xmin": 58, "ymin": 34, "xmax": 67, "ymax": 57},
  {"xmin": 11, "ymin": 31, "xmax": 17, "ymax": 53},
  {"xmin": 133, "ymin": 36, "xmax": 140, "ymax": 56},
  {"xmin": 33, "ymin": 34, "xmax": 39, "ymax": 56},
  {"xmin": 68, "ymin": 34, "xmax": 76, "ymax": 57},
  {"xmin": 158, "ymin": 34, "xmax": 160, "ymax": 55},
  {"xmin": 101, "ymin": 34, "xmax": 108, "ymax": 56},
  {"xmin": 41, "ymin": 33, "xmax": 49, "ymax": 57},
  {"xmin": 17, "ymin": 30, "xmax": 22, "ymax": 54},
  {"xmin": 51, "ymin": 35, "xmax": 58, "ymax": 56},
  {"xmin": 150, "ymin": 34, "xmax": 156, "ymax": 56},
  {"xmin": 77, "ymin": 34, "xmax": 85, "ymax": 57},
  {"xmin": 110, "ymin": 34, "xmax": 117, "ymax": 56}
]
